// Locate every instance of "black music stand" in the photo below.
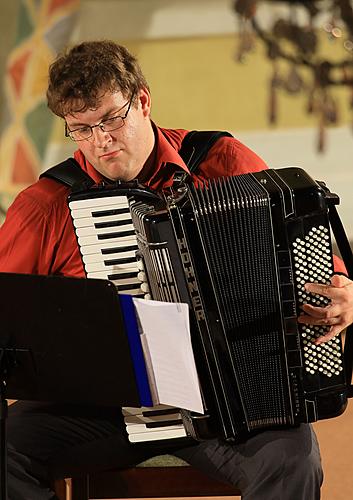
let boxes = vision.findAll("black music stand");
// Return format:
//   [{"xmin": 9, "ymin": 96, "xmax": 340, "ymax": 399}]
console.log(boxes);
[{"xmin": 0, "ymin": 273, "xmax": 142, "ymax": 500}]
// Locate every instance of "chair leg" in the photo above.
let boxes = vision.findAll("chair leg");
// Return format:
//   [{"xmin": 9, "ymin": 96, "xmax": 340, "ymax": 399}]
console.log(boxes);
[
  {"xmin": 70, "ymin": 475, "xmax": 89, "ymax": 500},
  {"xmin": 54, "ymin": 479, "xmax": 77, "ymax": 500}
]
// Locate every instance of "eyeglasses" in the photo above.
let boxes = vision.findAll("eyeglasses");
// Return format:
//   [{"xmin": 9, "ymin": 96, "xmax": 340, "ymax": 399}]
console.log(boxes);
[{"xmin": 65, "ymin": 95, "xmax": 134, "ymax": 141}]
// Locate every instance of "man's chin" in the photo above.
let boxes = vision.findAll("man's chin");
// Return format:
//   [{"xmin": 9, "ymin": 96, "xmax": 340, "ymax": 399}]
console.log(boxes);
[
  {"xmin": 105, "ymin": 172, "xmax": 135, "ymax": 183},
  {"xmin": 98, "ymin": 160, "xmax": 139, "ymax": 183},
  {"xmin": 100, "ymin": 165, "xmax": 130, "ymax": 183}
]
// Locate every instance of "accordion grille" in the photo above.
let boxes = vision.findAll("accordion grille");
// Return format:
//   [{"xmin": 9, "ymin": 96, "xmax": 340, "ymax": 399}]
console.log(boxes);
[{"xmin": 189, "ymin": 176, "xmax": 289, "ymax": 427}]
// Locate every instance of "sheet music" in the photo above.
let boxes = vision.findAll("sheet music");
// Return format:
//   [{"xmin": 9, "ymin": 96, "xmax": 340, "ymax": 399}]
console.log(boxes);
[
  {"xmin": 132, "ymin": 298, "xmax": 204, "ymax": 414},
  {"xmin": 139, "ymin": 333, "xmax": 159, "ymax": 404}
]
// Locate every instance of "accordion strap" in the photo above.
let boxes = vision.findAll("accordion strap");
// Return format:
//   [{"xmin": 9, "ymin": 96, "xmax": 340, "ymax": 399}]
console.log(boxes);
[
  {"xmin": 40, "ymin": 131, "xmax": 233, "ymax": 188},
  {"xmin": 178, "ymin": 130, "xmax": 233, "ymax": 173},
  {"xmin": 174, "ymin": 130, "xmax": 233, "ymax": 185},
  {"xmin": 318, "ymin": 179, "xmax": 353, "ymax": 395},
  {"xmin": 327, "ymin": 203, "xmax": 353, "ymax": 396},
  {"xmin": 40, "ymin": 158, "xmax": 94, "ymax": 190}
]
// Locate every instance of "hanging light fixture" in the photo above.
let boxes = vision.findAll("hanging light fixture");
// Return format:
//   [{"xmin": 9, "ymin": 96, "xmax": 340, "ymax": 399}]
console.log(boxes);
[{"xmin": 233, "ymin": 0, "xmax": 353, "ymax": 152}]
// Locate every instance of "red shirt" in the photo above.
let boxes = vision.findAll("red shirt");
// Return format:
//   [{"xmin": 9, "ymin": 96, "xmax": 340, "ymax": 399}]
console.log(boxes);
[{"xmin": 0, "ymin": 126, "xmax": 268, "ymax": 277}]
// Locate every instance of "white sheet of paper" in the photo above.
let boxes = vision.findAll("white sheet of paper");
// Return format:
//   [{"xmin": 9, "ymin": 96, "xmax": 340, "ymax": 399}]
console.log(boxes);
[{"xmin": 132, "ymin": 298, "xmax": 204, "ymax": 414}]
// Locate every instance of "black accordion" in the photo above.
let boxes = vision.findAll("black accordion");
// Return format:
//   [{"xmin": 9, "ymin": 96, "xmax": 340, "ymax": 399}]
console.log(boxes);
[{"xmin": 69, "ymin": 167, "xmax": 349, "ymax": 442}]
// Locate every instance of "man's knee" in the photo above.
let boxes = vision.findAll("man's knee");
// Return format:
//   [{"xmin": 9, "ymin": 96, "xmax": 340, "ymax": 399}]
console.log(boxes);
[
  {"xmin": 239, "ymin": 424, "xmax": 323, "ymax": 499},
  {"xmin": 256, "ymin": 424, "xmax": 322, "ymax": 476}
]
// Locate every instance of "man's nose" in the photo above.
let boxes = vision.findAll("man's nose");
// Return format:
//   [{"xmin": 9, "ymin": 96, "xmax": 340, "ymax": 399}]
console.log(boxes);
[{"xmin": 91, "ymin": 125, "xmax": 112, "ymax": 146}]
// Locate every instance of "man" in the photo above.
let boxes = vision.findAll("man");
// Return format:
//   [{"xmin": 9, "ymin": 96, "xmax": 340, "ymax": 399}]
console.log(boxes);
[{"xmin": 1, "ymin": 40, "xmax": 353, "ymax": 500}]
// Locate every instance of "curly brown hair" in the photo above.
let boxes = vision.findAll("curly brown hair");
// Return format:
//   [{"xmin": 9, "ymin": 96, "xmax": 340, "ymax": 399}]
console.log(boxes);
[{"xmin": 47, "ymin": 40, "xmax": 149, "ymax": 117}]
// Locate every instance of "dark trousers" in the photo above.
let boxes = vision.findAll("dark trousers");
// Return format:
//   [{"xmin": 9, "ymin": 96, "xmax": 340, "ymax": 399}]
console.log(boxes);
[{"xmin": 7, "ymin": 401, "xmax": 323, "ymax": 500}]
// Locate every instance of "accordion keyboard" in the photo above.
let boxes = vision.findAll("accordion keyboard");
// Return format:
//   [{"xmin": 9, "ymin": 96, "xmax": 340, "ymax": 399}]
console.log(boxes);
[
  {"xmin": 69, "ymin": 191, "xmax": 187, "ymax": 443},
  {"xmin": 69, "ymin": 194, "xmax": 145, "ymax": 296},
  {"xmin": 122, "ymin": 405, "xmax": 187, "ymax": 442}
]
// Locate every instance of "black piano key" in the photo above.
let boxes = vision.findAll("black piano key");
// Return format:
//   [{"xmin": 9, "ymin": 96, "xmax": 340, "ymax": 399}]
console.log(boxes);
[
  {"xmin": 92, "ymin": 207, "xmax": 130, "ymax": 217},
  {"xmin": 101, "ymin": 244, "xmax": 138, "ymax": 255},
  {"xmin": 98, "ymin": 230, "xmax": 135, "ymax": 240},
  {"xmin": 109, "ymin": 271, "xmax": 140, "ymax": 280},
  {"xmin": 145, "ymin": 419, "xmax": 183, "ymax": 429},
  {"xmin": 110, "ymin": 281, "xmax": 141, "ymax": 291},
  {"xmin": 104, "ymin": 256, "xmax": 138, "ymax": 266},
  {"xmin": 95, "ymin": 219, "xmax": 132, "ymax": 229},
  {"xmin": 142, "ymin": 408, "xmax": 180, "ymax": 417}
]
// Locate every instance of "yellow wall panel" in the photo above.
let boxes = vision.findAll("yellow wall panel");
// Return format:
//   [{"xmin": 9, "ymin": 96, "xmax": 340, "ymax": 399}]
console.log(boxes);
[{"xmin": 119, "ymin": 34, "xmax": 352, "ymax": 132}]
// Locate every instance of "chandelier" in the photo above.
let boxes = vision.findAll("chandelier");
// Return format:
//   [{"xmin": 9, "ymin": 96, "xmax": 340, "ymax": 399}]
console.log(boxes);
[{"xmin": 233, "ymin": 0, "xmax": 353, "ymax": 152}]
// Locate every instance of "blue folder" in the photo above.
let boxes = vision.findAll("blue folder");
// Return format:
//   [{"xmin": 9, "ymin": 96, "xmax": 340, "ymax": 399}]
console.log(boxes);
[{"xmin": 119, "ymin": 294, "xmax": 153, "ymax": 407}]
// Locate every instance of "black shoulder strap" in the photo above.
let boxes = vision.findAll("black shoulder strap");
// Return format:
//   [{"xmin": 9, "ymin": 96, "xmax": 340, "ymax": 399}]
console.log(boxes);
[
  {"xmin": 39, "ymin": 157, "xmax": 94, "ymax": 190},
  {"xmin": 178, "ymin": 130, "xmax": 233, "ymax": 173},
  {"xmin": 40, "ymin": 130, "xmax": 233, "ymax": 189},
  {"xmin": 326, "ymin": 201, "xmax": 353, "ymax": 397}
]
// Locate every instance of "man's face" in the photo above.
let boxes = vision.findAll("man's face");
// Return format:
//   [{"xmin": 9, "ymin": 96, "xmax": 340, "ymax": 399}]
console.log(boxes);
[{"xmin": 64, "ymin": 88, "xmax": 154, "ymax": 181}]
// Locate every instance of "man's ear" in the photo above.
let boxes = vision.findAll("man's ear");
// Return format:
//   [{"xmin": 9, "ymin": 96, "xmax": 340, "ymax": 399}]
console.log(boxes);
[{"xmin": 138, "ymin": 87, "xmax": 151, "ymax": 117}]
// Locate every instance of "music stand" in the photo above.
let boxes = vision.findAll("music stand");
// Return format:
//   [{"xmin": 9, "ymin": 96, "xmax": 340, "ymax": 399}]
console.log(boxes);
[{"xmin": 0, "ymin": 273, "xmax": 142, "ymax": 500}]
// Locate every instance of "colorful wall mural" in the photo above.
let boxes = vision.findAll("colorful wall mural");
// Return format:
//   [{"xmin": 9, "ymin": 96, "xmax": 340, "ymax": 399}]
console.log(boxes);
[{"xmin": 0, "ymin": 0, "xmax": 79, "ymax": 219}]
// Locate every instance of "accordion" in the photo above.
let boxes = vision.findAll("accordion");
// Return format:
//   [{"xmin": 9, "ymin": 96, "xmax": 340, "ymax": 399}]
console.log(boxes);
[{"xmin": 68, "ymin": 167, "xmax": 349, "ymax": 442}]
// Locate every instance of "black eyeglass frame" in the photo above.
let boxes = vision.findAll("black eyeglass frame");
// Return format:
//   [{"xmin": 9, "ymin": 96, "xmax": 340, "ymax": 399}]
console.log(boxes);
[{"xmin": 65, "ymin": 94, "xmax": 135, "ymax": 141}]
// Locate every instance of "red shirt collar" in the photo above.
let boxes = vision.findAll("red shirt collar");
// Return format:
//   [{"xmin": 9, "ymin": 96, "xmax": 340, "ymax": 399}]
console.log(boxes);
[{"xmin": 73, "ymin": 122, "xmax": 191, "ymax": 189}]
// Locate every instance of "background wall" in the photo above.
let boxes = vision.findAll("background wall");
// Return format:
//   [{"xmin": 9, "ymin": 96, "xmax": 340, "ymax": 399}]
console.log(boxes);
[
  {"xmin": 0, "ymin": 1, "xmax": 19, "ymax": 113},
  {"xmin": 0, "ymin": 0, "xmax": 20, "ymax": 216},
  {"xmin": 1, "ymin": 0, "xmax": 352, "ymax": 236}
]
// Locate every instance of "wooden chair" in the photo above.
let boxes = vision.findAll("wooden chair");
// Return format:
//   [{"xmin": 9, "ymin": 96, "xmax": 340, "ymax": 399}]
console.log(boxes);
[{"xmin": 54, "ymin": 455, "xmax": 242, "ymax": 500}]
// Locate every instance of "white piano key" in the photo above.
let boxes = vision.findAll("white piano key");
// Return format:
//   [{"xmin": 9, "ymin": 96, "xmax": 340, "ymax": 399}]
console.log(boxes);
[
  {"xmin": 82, "ymin": 249, "xmax": 138, "ymax": 265},
  {"xmin": 69, "ymin": 195, "xmax": 129, "ymax": 210},
  {"xmin": 86, "ymin": 266, "xmax": 139, "ymax": 280},
  {"xmin": 127, "ymin": 428, "xmax": 187, "ymax": 442},
  {"xmin": 78, "ymin": 233, "xmax": 137, "ymax": 247},
  {"xmin": 124, "ymin": 413, "xmax": 182, "ymax": 425},
  {"xmin": 85, "ymin": 260, "xmax": 141, "ymax": 272},
  {"xmin": 72, "ymin": 212, "xmax": 132, "ymax": 228},
  {"xmin": 120, "ymin": 286, "xmax": 145, "ymax": 295},
  {"xmin": 79, "ymin": 238, "xmax": 138, "ymax": 256},
  {"xmin": 76, "ymin": 223, "xmax": 134, "ymax": 238},
  {"xmin": 85, "ymin": 258, "xmax": 138, "ymax": 273},
  {"xmin": 126, "ymin": 423, "xmax": 184, "ymax": 434},
  {"xmin": 70, "ymin": 204, "xmax": 130, "ymax": 220},
  {"xmin": 117, "ymin": 288, "xmax": 144, "ymax": 296}
]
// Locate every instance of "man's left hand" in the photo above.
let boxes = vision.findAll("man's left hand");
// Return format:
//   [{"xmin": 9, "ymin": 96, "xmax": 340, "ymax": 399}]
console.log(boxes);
[{"xmin": 298, "ymin": 274, "xmax": 353, "ymax": 345}]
